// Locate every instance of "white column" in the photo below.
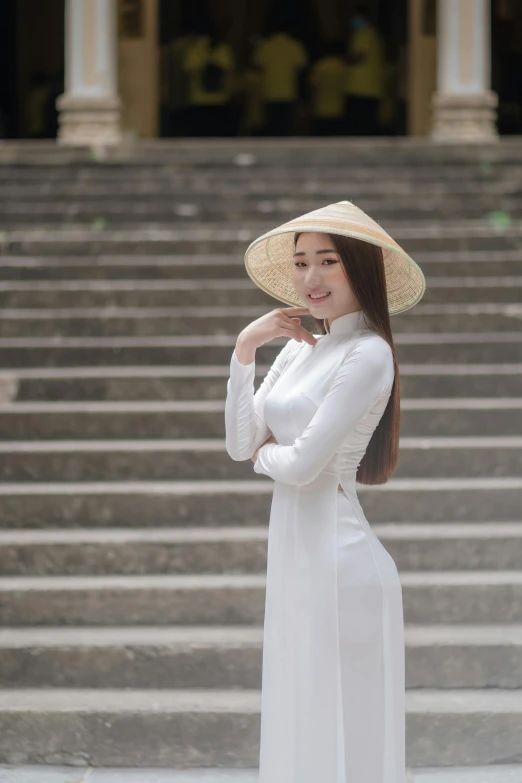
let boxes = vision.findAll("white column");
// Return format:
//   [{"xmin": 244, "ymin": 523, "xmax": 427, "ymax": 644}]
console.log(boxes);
[
  {"xmin": 431, "ymin": 0, "xmax": 498, "ymax": 142},
  {"xmin": 57, "ymin": 0, "xmax": 121, "ymax": 146}
]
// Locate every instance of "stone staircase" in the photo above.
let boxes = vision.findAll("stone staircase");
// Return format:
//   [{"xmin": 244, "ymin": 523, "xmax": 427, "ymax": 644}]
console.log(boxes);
[{"xmin": 0, "ymin": 139, "xmax": 521, "ymax": 773}]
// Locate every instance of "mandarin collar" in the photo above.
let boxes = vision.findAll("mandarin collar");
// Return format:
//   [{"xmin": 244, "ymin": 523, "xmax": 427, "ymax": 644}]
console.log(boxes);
[{"xmin": 325, "ymin": 309, "xmax": 365, "ymax": 336}]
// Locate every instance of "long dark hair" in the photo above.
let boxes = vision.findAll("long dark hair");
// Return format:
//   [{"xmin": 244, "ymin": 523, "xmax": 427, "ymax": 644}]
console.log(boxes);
[{"xmin": 295, "ymin": 231, "xmax": 400, "ymax": 485}]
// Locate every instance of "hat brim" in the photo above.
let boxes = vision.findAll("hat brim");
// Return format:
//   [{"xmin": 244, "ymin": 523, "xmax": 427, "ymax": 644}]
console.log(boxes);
[{"xmin": 244, "ymin": 219, "xmax": 426, "ymax": 316}]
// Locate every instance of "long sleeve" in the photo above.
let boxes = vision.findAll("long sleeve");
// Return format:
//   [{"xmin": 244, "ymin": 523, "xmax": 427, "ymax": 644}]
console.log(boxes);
[
  {"xmin": 253, "ymin": 338, "xmax": 394, "ymax": 486},
  {"xmin": 225, "ymin": 338, "xmax": 299, "ymax": 462}
]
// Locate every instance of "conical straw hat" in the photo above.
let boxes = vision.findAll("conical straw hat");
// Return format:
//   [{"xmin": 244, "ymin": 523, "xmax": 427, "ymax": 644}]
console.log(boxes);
[{"xmin": 244, "ymin": 200, "xmax": 426, "ymax": 315}]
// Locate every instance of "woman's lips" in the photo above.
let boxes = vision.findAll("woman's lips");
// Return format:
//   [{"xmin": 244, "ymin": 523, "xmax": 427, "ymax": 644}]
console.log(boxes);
[{"xmin": 308, "ymin": 292, "xmax": 331, "ymax": 302}]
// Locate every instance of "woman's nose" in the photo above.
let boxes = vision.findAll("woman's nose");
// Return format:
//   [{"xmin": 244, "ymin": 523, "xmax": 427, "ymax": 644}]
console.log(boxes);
[{"xmin": 305, "ymin": 273, "xmax": 324, "ymax": 287}]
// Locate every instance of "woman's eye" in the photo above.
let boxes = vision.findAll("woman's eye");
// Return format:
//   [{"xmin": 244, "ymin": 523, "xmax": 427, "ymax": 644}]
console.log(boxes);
[{"xmin": 293, "ymin": 259, "xmax": 337, "ymax": 268}]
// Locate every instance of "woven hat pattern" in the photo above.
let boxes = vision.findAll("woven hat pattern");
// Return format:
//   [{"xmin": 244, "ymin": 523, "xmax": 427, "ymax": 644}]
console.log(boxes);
[{"xmin": 244, "ymin": 201, "xmax": 426, "ymax": 315}]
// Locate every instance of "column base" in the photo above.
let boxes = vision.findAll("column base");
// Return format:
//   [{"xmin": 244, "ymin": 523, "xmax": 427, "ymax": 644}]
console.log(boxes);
[
  {"xmin": 56, "ymin": 94, "xmax": 122, "ymax": 147},
  {"xmin": 430, "ymin": 91, "xmax": 499, "ymax": 143}
]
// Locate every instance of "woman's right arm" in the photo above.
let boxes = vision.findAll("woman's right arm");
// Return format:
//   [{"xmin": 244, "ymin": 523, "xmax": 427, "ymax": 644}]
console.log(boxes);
[
  {"xmin": 225, "ymin": 338, "xmax": 298, "ymax": 462},
  {"xmin": 224, "ymin": 307, "xmax": 316, "ymax": 462}
]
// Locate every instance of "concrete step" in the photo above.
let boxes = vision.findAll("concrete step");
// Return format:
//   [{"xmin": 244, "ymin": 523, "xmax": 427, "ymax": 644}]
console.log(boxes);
[
  {"xmin": 0, "ymin": 278, "xmax": 521, "ymax": 309},
  {"xmin": 0, "ymin": 170, "xmax": 519, "ymax": 188},
  {"xmin": 1, "ymin": 306, "xmax": 522, "ymax": 338},
  {"xmin": 0, "ymin": 687, "xmax": 520, "ymax": 767},
  {"xmin": 2, "ymin": 275, "xmax": 522, "ymax": 308},
  {"xmin": 0, "ymin": 250, "xmax": 520, "ymax": 279},
  {"xmin": 1, "ymin": 136, "xmax": 521, "ymax": 167},
  {"xmin": 0, "ymin": 162, "xmax": 519, "ymax": 184},
  {"xmin": 3, "ymin": 363, "xmax": 521, "ymax": 402},
  {"xmin": 21, "ymin": 186, "xmax": 511, "ymax": 198},
  {"xmin": 0, "ymin": 220, "xmax": 513, "ymax": 237},
  {"xmin": 0, "ymin": 569, "xmax": 522, "ymax": 625},
  {"xmin": 7, "ymin": 179, "xmax": 521, "ymax": 199},
  {"xmin": 3, "ymin": 187, "xmax": 520, "ymax": 213},
  {"xmin": 1, "ymin": 224, "xmax": 522, "ymax": 257},
  {"xmin": 0, "ymin": 437, "xmax": 519, "ymax": 481},
  {"xmin": 0, "ymin": 479, "xmax": 519, "ymax": 529},
  {"xmin": 0, "ymin": 333, "xmax": 521, "ymax": 367},
  {"xmin": 1, "ymin": 523, "xmax": 521, "ymax": 576},
  {"xmin": 1, "ymin": 184, "xmax": 518, "ymax": 199},
  {"xmin": 1, "ymin": 202, "xmax": 520, "ymax": 228},
  {"xmin": 1, "ymin": 199, "xmax": 521, "ymax": 226},
  {"xmin": 0, "ymin": 623, "xmax": 520, "ymax": 689},
  {"xmin": 12, "ymin": 158, "xmax": 494, "ymax": 176},
  {"xmin": 0, "ymin": 201, "xmax": 520, "ymax": 226},
  {"xmin": 0, "ymin": 157, "xmax": 518, "ymax": 175},
  {"xmin": 0, "ymin": 400, "xmax": 518, "ymax": 439},
  {"xmin": 1, "ymin": 153, "xmax": 519, "ymax": 170},
  {"xmin": 1, "ymin": 764, "xmax": 522, "ymax": 783}
]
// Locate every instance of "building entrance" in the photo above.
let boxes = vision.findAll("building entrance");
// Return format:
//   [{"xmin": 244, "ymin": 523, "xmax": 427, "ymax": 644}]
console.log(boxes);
[
  {"xmin": 1, "ymin": 1, "xmax": 519, "ymax": 143},
  {"xmin": 158, "ymin": 0, "xmax": 409, "ymax": 138}
]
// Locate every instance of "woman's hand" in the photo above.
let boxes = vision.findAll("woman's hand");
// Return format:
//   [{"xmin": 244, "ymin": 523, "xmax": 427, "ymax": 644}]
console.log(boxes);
[
  {"xmin": 251, "ymin": 434, "xmax": 276, "ymax": 462},
  {"xmin": 235, "ymin": 306, "xmax": 318, "ymax": 365}
]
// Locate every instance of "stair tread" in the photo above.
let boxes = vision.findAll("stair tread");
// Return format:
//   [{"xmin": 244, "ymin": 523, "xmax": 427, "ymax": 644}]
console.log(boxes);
[
  {"xmin": 0, "ymin": 687, "xmax": 519, "ymax": 713},
  {"xmin": 0, "ymin": 763, "xmax": 521, "ymax": 783},
  {"xmin": 1, "ymin": 521, "xmax": 522, "ymax": 543},
  {"xmin": 0, "ymin": 477, "xmax": 520, "ymax": 494},
  {"xmin": 0, "ymin": 623, "xmax": 521, "ymax": 647},
  {"xmin": 1, "ymin": 362, "xmax": 521, "ymax": 378},
  {"xmin": 0, "ymin": 435, "xmax": 521, "ymax": 449},
  {"xmin": 1, "ymin": 570, "xmax": 522, "ymax": 589}
]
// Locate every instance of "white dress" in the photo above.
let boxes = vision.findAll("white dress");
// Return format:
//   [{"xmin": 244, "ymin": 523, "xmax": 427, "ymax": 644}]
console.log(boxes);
[{"xmin": 225, "ymin": 308, "xmax": 406, "ymax": 783}]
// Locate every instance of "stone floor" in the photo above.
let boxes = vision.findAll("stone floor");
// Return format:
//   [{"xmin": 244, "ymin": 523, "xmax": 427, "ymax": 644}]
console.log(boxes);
[{"xmin": 1, "ymin": 766, "xmax": 522, "ymax": 783}]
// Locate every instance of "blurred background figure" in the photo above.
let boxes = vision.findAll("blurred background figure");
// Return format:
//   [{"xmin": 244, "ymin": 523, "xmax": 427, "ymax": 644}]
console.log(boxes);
[
  {"xmin": 252, "ymin": 16, "xmax": 308, "ymax": 136},
  {"xmin": 25, "ymin": 71, "xmax": 51, "ymax": 139},
  {"xmin": 45, "ymin": 68, "xmax": 64, "ymax": 139},
  {"xmin": 162, "ymin": 19, "xmax": 199, "ymax": 137},
  {"xmin": 344, "ymin": 3, "xmax": 385, "ymax": 136},
  {"xmin": 182, "ymin": 25, "xmax": 236, "ymax": 137},
  {"xmin": 378, "ymin": 56, "xmax": 400, "ymax": 136},
  {"xmin": 240, "ymin": 43, "xmax": 266, "ymax": 136},
  {"xmin": 309, "ymin": 40, "xmax": 348, "ymax": 136}
]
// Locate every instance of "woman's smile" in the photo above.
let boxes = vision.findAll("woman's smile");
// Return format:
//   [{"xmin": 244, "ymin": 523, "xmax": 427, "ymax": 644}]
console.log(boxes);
[{"xmin": 308, "ymin": 291, "xmax": 331, "ymax": 302}]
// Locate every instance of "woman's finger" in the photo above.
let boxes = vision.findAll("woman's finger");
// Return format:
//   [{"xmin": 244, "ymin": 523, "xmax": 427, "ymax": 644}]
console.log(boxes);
[
  {"xmin": 278, "ymin": 327, "xmax": 304, "ymax": 342},
  {"xmin": 278, "ymin": 314, "xmax": 317, "ymax": 345},
  {"xmin": 279, "ymin": 325, "xmax": 317, "ymax": 346},
  {"xmin": 284, "ymin": 319, "xmax": 317, "ymax": 345},
  {"xmin": 280, "ymin": 306, "xmax": 311, "ymax": 315}
]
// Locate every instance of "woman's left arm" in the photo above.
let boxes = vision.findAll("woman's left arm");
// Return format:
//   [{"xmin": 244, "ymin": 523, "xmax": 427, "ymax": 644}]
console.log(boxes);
[{"xmin": 252, "ymin": 339, "xmax": 394, "ymax": 486}]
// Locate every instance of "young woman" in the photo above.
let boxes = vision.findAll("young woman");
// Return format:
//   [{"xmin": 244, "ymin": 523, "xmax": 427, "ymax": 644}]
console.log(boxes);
[{"xmin": 225, "ymin": 201, "xmax": 426, "ymax": 783}]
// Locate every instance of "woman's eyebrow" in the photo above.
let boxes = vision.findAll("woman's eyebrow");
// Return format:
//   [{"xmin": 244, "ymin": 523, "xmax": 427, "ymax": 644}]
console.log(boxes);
[{"xmin": 293, "ymin": 249, "xmax": 337, "ymax": 257}]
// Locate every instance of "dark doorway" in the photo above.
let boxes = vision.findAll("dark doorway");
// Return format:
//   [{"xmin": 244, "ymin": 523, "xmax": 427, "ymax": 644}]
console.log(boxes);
[
  {"xmin": 0, "ymin": 0, "xmax": 64, "ymax": 140},
  {"xmin": 491, "ymin": 0, "xmax": 522, "ymax": 134},
  {"xmin": 158, "ymin": 0, "xmax": 409, "ymax": 138}
]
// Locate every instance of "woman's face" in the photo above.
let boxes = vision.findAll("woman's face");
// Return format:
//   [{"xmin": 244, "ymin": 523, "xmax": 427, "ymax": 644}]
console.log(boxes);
[{"xmin": 291, "ymin": 232, "xmax": 359, "ymax": 328}]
